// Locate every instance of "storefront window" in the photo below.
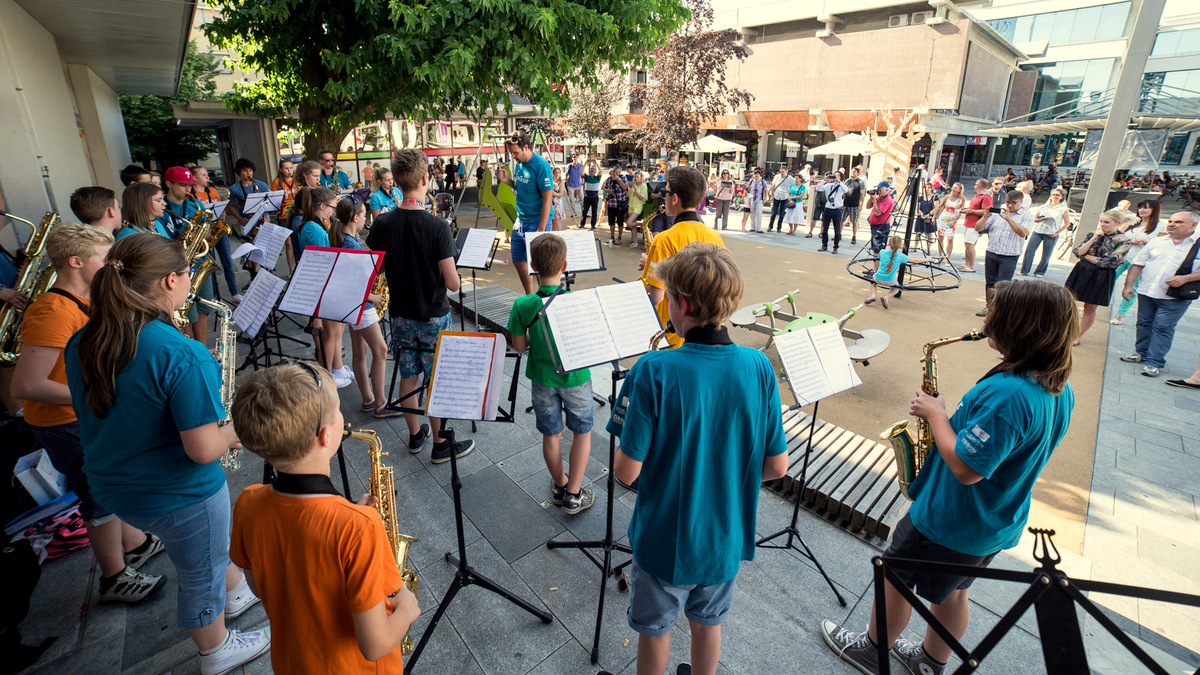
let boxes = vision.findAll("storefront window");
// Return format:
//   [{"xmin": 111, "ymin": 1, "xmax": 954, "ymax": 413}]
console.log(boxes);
[
  {"xmin": 1026, "ymin": 59, "xmax": 1116, "ymax": 120},
  {"xmin": 989, "ymin": 2, "xmax": 1128, "ymax": 46},
  {"xmin": 1160, "ymin": 133, "xmax": 1190, "ymax": 165},
  {"xmin": 1190, "ymin": 139, "xmax": 1200, "ymax": 166},
  {"xmin": 1151, "ymin": 28, "xmax": 1200, "ymax": 58}
]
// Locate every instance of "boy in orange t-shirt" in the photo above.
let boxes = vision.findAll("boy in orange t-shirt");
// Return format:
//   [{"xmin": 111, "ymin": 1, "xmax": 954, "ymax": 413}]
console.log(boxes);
[
  {"xmin": 230, "ymin": 363, "xmax": 419, "ymax": 674},
  {"xmin": 12, "ymin": 223, "xmax": 165, "ymax": 602}
]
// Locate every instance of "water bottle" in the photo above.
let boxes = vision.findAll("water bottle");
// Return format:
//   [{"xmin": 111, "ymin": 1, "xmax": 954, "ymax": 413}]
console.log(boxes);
[{"xmin": 607, "ymin": 237, "xmax": 614, "ymax": 247}]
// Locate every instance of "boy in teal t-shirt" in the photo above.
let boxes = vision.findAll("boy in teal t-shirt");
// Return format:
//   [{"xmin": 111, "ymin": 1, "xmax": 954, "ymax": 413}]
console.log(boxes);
[
  {"xmin": 506, "ymin": 234, "xmax": 595, "ymax": 515},
  {"xmin": 604, "ymin": 243, "xmax": 789, "ymax": 675}
]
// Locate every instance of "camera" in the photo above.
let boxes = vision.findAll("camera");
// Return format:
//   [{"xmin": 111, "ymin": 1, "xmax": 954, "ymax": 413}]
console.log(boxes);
[
  {"xmin": 989, "ymin": 206, "xmax": 1002, "ymax": 213},
  {"xmin": 866, "ymin": 188, "xmax": 877, "ymax": 195}
]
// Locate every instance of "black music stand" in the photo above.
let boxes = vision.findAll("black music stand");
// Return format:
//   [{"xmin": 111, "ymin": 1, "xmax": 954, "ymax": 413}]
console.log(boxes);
[
  {"xmin": 453, "ymin": 228, "xmax": 501, "ymax": 332},
  {"xmin": 397, "ymin": 347, "xmax": 554, "ymax": 674},
  {"xmin": 531, "ymin": 284, "xmax": 663, "ymax": 663},
  {"xmin": 755, "ymin": 325, "xmax": 859, "ymax": 607}
]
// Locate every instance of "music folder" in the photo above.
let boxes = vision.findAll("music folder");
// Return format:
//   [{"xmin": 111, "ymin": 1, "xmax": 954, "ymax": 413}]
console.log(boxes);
[
  {"xmin": 278, "ymin": 246, "xmax": 383, "ymax": 324},
  {"xmin": 525, "ymin": 229, "xmax": 602, "ymax": 272},
  {"xmin": 455, "ymin": 228, "xmax": 498, "ymax": 270},
  {"xmin": 540, "ymin": 282, "xmax": 662, "ymax": 373},
  {"xmin": 425, "ymin": 331, "xmax": 506, "ymax": 421},
  {"xmin": 773, "ymin": 323, "xmax": 862, "ymax": 406}
]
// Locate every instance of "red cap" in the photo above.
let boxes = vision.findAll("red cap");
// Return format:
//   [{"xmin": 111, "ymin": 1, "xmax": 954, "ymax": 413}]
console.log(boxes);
[{"xmin": 164, "ymin": 166, "xmax": 197, "ymax": 185}]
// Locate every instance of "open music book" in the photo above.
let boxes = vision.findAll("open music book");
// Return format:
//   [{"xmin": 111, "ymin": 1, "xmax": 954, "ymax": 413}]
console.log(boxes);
[
  {"xmin": 425, "ymin": 331, "xmax": 506, "ymax": 421},
  {"xmin": 774, "ymin": 322, "xmax": 862, "ymax": 406},
  {"xmin": 232, "ymin": 270, "xmax": 288, "ymax": 339},
  {"xmin": 455, "ymin": 227, "xmax": 498, "ymax": 269},
  {"xmin": 526, "ymin": 229, "xmax": 602, "ymax": 272},
  {"xmin": 278, "ymin": 246, "xmax": 383, "ymax": 324},
  {"xmin": 541, "ymin": 282, "xmax": 662, "ymax": 373}
]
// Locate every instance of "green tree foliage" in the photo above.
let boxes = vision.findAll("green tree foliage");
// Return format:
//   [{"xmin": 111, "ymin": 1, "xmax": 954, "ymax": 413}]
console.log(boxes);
[
  {"xmin": 119, "ymin": 42, "xmax": 220, "ymax": 169},
  {"xmin": 204, "ymin": 0, "xmax": 689, "ymax": 159}
]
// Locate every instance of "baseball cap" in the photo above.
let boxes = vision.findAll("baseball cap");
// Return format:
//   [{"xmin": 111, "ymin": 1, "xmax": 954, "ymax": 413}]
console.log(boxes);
[
  {"xmin": 164, "ymin": 166, "xmax": 197, "ymax": 185},
  {"xmin": 877, "ymin": 181, "xmax": 891, "ymax": 189}
]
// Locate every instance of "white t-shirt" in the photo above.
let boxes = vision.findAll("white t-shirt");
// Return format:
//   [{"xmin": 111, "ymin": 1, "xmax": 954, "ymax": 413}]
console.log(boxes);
[{"xmin": 1131, "ymin": 231, "xmax": 1200, "ymax": 299}]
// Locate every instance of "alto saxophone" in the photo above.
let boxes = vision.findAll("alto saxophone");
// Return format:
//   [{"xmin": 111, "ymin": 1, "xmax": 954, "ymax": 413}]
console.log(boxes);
[
  {"xmin": 173, "ymin": 212, "xmax": 232, "ymax": 328},
  {"xmin": 195, "ymin": 295, "xmax": 240, "ymax": 470},
  {"xmin": 881, "ymin": 331, "xmax": 986, "ymax": 500},
  {"xmin": 371, "ymin": 272, "xmax": 389, "ymax": 315},
  {"xmin": 0, "ymin": 212, "xmax": 59, "ymax": 364},
  {"xmin": 348, "ymin": 426, "xmax": 418, "ymax": 655}
]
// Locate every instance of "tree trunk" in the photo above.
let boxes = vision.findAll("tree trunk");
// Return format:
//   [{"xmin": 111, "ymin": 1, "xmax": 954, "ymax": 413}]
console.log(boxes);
[{"xmin": 303, "ymin": 122, "xmax": 349, "ymax": 161}]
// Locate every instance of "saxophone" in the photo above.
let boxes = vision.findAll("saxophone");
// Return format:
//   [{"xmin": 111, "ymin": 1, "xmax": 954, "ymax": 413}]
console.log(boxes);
[
  {"xmin": 173, "ymin": 212, "xmax": 231, "ymax": 327},
  {"xmin": 0, "ymin": 212, "xmax": 59, "ymax": 364},
  {"xmin": 881, "ymin": 331, "xmax": 986, "ymax": 500},
  {"xmin": 349, "ymin": 426, "xmax": 418, "ymax": 655},
  {"xmin": 195, "ymin": 295, "xmax": 240, "ymax": 470},
  {"xmin": 371, "ymin": 272, "xmax": 389, "ymax": 315}
]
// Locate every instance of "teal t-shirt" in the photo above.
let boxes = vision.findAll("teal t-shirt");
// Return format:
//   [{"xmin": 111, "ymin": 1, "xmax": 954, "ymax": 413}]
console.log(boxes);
[
  {"xmin": 295, "ymin": 220, "xmax": 330, "ymax": 261},
  {"xmin": 874, "ymin": 250, "xmax": 910, "ymax": 283},
  {"xmin": 513, "ymin": 153, "xmax": 555, "ymax": 224},
  {"xmin": 606, "ymin": 339, "xmax": 787, "ymax": 585},
  {"xmin": 506, "ymin": 285, "xmax": 590, "ymax": 388},
  {"xmin": 319, "ymin": 169, "xmax": 352, "ymax": 190},
  {"xmin": 908, "ymin": 372, "xmax": 1074, "ymax": 557},
  {"xmin": 64, "ymin": 318, "xmax": 226, "ymax": 518},
  {"xmin": 369, "ymin": 188, "xmax": 399, "ymax": 213}
]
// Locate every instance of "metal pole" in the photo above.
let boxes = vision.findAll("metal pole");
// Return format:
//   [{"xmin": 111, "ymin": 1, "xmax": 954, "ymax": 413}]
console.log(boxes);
[{"xmin": 1075, "ymin": 0, "xmax": 1167, "ymax": 246}]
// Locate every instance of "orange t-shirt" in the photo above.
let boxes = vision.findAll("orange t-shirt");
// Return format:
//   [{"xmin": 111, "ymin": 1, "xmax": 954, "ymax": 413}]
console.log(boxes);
[
  {"xmin": 21, "ymin": 290, "xmax": 89, "ymax": 427},
  {"xmin": 271, "ymin": 178, "xmax": 298, "ymax": 212},
  {"xmin": 230, "ymin": 484, "xmax": 405, "ymax": 675}
]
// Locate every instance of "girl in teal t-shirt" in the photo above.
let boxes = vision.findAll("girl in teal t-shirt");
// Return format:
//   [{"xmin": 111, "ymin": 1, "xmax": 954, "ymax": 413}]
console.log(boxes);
[{"xmin": 866, "ymin": 236, "xmax": 930, "ymax": 308}]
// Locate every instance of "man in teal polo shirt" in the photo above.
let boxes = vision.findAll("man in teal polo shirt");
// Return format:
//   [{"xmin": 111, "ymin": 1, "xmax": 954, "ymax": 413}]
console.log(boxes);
[
  {"xmin": 605, "ymin": 243, "xmax": 789, "ymax": 675},
  {"xmin": 498, "ymin": 130, "xmax": 554, "ymax": 295}
]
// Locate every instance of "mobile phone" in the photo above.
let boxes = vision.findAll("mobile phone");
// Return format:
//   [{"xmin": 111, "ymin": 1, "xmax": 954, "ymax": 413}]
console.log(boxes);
[{"xmin": 989, "ymin": 206, "xmax": 1002, "ymax": 213}]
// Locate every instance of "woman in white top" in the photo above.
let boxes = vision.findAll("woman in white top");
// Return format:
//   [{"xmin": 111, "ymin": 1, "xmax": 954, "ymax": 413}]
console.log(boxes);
[
  {"xmin": 1110, "ymin": 199, "xmax": 1166, "ymax": 325},
  {"xmin": 931, "ymin": 183, "xmax": 965, "ymax": 263},
  {"xmin": 1019, "ymin": 188, "xmax": 1071, "ymax": 277}
]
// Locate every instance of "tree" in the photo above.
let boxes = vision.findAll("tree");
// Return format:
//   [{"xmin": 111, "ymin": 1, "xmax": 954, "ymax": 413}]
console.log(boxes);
[
  {"xmin": 617, "ymin": 0, "xmax": 752, "ymax": 153},
  {"xmin": 119, "ymin": 41, "xmax": 221, "ymax": 169},
  {"xmin": 554, "ymin": 70, "xmax": 625, "ymax": 153},
  {"xmin": 204, "ymin": 0, "xmax": 690, "ymax": 159}
]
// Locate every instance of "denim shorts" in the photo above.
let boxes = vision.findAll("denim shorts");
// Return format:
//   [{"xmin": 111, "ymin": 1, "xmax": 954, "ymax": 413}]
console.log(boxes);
[
  {"xmin": 530, "ymin": 381, "xmax": 594, "ymax": 436},
  {"xmin": 119, "ymin": 484, "xmax": 231, "ymax": 629},
  {"xmin": 627, "ymin": 561, "xmax": 736, "ymax": 636},
  {"xmin": 510, "ymin": 221, "xmax": 540, "ymax": 263},
  {"xmin": 391, "ymin": 313, "xmax": 452, "ymax": 379},
  {"xmin": 883, "ymin": 513, "xmax": 998, "ymax": 605},
  {"xmin": 29, "ymin": 422, "xmax": 112, "ymax": 524},
  {"xmin": 869, "ymin": 224, "xmax": 890, "ymax": 253}
]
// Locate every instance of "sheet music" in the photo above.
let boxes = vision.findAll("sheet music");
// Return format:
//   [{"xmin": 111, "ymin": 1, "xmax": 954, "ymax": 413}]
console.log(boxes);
[
  {"xmin": 426, "ymin": 333, "xmax": 497, "ymax": 420},
  {"xmin": 232, "ymin": 270, "xmax": 287, "ymax": 339},
  {"xmin": 248, "ymin": 221, "xmax": 291, "ymax": 270},
  {"xmin": 320, "ymin": 250, "xmax": 380, "ymax": 323},
  {"xmin": 231, "ymin": 242, "xmax": 257, "ymax": 260},
  {"xmin": 597, "ymin": 282, "xmax": 662, "ymax": 359},
  {"xmin": 526, "ymin": 229, "xmax": 601, "ymax": 272},
  {"xmin": 457, "ymin": 228, "xmax": 495, "ymax": 269},
  {"xmin": 241, "ymin": 191, "xmax": 270, "ymax": 215},
  {"xmin": 278, "ymin": 249, "xmax": 336, "ymax": 315},
  {"xmin": 773, "ymin": 323, "xmax": 861, "ymax": 406},
  {"xmin": 262, "ymin": 190, "xmax": 286, "ymax": 212},
  {"xmin": 543, "ymin": 291, "xmax": 619, "ymax": 371},
  {"xmin": 210, "ymin": 200, "xmax": 230, "ymax": 219},
  {"xmin": 240, "ymin": 210, "xmax": 265, "ymax": 237}
]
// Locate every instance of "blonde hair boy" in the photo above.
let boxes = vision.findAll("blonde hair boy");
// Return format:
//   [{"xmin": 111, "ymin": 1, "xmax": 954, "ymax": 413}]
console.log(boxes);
[{"xmin": 47, "ymin": 223, "xmax": 114, "ymax": 269}]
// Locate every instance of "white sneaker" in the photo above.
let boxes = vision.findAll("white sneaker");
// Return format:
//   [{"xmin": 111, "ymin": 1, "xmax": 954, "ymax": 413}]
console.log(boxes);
[
  {"xmin": 199, "ymin": 627, "xmax": 271, "ymax": 675},
  {"xmin": 229, "ymin": 294, "xmax": 244, "ymax": 304},
  {"xmin": 335, "ymin": 366, "xmax": 355, "ymax": 381},
  {"xmin": 333, "ymin": 372, "xmax": 353, "ymax": 389},
  {"xmin": 225, "ymin": 576, "xmax": 260, "ymax": 619}
]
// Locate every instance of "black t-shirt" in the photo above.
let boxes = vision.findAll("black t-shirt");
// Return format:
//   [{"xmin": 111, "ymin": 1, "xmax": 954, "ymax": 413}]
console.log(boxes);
[
  {"xmin": 366, "ymin": 208, "xmax": 456, "ymax": 320},
  {"xmin": 843, "ymin": 178, "xmax": 864, "ymax": 207}
]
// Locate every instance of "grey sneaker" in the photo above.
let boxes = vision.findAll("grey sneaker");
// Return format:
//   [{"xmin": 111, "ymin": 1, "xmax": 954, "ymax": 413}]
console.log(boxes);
[
  {"xmin": 1120, "ymin": 352, "xmax": 1144, "ymax": 363},
  {"xmin": 974, "ymin": 307, "xmax": 988, "ymax": 317},
  {"xmin": 431, "ymin": 438, "xmax": 475, "ymax": 464},
  {"xmin": 99, "ymin": 566, "xmax": 165, "ymax": 603},
  {"xmin": 1142, "ymin": 365, "xmax": 1161, "ymax": 377},
  {"xmin": 124, "ymin": 532, "xmax": 164, "ymax": 570},
  {"xmin": 199, "ymin": 627, "xmax": 271, "ymax": 675},
  {"xmin": 551, "ymin": 481, "xmax": 567, "ymax": 506},
  {"xmin": 821, "ymin": 620, "xmax": 879, "ymax": 674},
  {"xmin": 561, "ymin": 487, "xmax": 595, "ymax": 515},
  {"xmin": 892, "ymin": 638, "xmax": 944, "ymax": 675}
]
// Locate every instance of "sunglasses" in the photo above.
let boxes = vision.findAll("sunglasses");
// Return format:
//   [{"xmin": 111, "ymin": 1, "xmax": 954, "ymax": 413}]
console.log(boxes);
[
  {"xmin": 296, "ymin": 361, "xmax": 324, "ymax": 437},
  {"xmin": 321, "ymin": 158, "xmax": 335, "ymax": 163}
]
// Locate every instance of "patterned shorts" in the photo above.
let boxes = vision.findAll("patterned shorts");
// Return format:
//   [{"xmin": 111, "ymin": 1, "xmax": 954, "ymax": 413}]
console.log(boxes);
[
  {"xmin": 842, "ymin": 206, "xmax": 860, "ymax": 225},
  {"xmin": 391, "ymin": 313, "xmax": 453, "ymax": 379}
]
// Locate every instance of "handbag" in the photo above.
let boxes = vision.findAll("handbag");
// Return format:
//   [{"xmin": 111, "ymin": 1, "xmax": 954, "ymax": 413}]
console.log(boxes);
[{"xmin": 1165, "ymin": 237, "xmax": 1200, "ymax": 300}]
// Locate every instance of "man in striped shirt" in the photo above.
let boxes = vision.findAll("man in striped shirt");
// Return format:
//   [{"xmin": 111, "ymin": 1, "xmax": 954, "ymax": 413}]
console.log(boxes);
[{"xmin": 974, "ymin": 191, "xmax": 1031, "ymax": 317}]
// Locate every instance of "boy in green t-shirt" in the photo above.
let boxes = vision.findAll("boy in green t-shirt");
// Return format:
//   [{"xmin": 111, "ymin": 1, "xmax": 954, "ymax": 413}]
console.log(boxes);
[{"xmin": 506, "ymin": 234, "xmax": 595, "ymax": 514}]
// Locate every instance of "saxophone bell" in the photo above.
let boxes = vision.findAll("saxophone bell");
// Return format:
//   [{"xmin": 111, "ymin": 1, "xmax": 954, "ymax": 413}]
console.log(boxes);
[{"xmin": 649, "ymin": 320, "xmax": 674, "ymax": 351}]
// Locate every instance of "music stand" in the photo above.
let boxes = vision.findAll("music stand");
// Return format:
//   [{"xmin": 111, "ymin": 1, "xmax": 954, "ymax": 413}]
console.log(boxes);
[
  {"xmin": 755, "ymin": 323, "xmax": 861, "ymax": 607},
  {"xmin": 453, "ymin": 228, "xmax": 501, "ymax": 332},
  {"xmin": 397, "ymin": 344, "xmax": 554, "ymax": 674},
  {"xmin": 531, "ymin": 283, "xmax": 663, "ymax": 663}
]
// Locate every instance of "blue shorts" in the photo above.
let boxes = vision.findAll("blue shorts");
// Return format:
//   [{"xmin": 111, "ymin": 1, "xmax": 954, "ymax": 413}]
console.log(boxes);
[
  {"xmin": 391, "ymin": 313, "xmax": 453, "ymax": 379},
  {"xmin": 627, "ymin": 561, "xmax": 736, "ymax": 636},
  {"xmin": 119, "ymin": 484, "xmax": 231, "ymax": 629},
  {"xmin": 510, "ymin": 221, "xmax": 540, "ymax": 263},
  {"xmin": 531, "ymin": 381, "xmax": 594, "ymax": 436}
]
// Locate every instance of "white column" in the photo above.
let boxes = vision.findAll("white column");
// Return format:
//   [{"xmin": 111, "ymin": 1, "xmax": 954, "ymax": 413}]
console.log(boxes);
[{"xmin": 1077, "ymin": 0, "xmax": 1167, "ymax": 245}]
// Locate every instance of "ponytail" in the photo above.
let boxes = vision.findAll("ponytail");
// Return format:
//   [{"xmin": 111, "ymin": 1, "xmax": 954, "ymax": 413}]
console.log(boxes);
[
  {"xmin": 884, "ymin": 236, "xmax": 903, "ymax": 276},
  {"xmin": 78, "ymin": 233, "xmax": 188, "ymax": 417}
]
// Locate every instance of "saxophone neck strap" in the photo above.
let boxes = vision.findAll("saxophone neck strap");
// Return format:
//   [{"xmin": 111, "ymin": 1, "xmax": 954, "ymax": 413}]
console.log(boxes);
[
  {"xmin": 271, "ymin": 472, "xmax": 341, "ymax": 496},
  {"xmin": 977, "ymin": 364, "xmax": 1006, "ymax": 385},
  {"xmin": 45, "ymin": 288, "xmax": 89, "ymax": 316}
]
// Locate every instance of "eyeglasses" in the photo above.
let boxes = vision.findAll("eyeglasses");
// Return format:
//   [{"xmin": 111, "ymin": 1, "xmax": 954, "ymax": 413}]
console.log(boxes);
[
  {"xmin": 296, "ymin": 361, "xmax": 324, "ymax": 437},
  {"xmin": 321, "ymin": 158, "xmax": 335, "ymax": 163}
]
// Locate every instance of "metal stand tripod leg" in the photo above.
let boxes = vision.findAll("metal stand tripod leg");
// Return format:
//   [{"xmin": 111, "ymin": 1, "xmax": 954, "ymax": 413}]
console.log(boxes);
[
  {"xmin": 404, "ymin": 421, "xmax": 553, "ymax": 673},
  {"xmin": 545, "ymin": 365, "xmax": 631, "ymax": 663},
  {"xmin": 755, "ymin": 402, "xmax": 847, "ymax": 606}
]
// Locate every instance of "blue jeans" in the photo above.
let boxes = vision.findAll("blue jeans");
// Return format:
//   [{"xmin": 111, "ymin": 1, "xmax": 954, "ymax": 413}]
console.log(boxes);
[
  {"xmin": 767, "ymin": 198, "xmax": 788, "ymax": 230},
  {"xmin": 1135, "ymin": 294, "xmax": 1192, "ymax": 368},
  {"xmin": 1020, "ymin": 232, "xmax": 1057, "ymax": 276},
  {"xmin": 531, "ymin": 381, "xmax": 594, "ymax": 436},
  {"xmin": 626, "ymin": 561, "xmax": 736, "ymax": 636},
  {"xmin": 214, "ymin": 234, "xmax": 240, "ymax": 296},
  {"xmin": 119, "ymin": 485, "xmax": 231, "ymax": 629}
]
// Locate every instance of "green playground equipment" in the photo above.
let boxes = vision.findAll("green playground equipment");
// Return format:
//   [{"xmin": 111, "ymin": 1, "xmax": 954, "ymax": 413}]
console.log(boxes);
[
  {"xmin": 731, "ymin": 290, "xmax": 889, "ymax": 365},
  {"xmin": 478, "ymin": 164, "xmax": 517, "ymax": 234}
]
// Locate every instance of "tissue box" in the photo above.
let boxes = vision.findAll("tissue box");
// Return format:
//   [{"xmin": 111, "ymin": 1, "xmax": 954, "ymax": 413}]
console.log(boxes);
[{"xmin": 14, "ymin": 449, "xmax": 68, "ymax": 505}]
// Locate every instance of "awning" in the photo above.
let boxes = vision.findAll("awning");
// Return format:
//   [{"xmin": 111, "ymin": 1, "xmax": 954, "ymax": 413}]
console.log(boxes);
[
  {"xmin": 15, "ymin": 0, "xmax": 195, "ymax": 95},
  {"xmin": 826, "ymin": 110, "xmax": 915, "ymax": 132},
  {"xmin": 742, "ymin": 111, "xmax": 811, "ymax": 131},
  {"xmin": 806, "ymin": 133, "xmax": 869, "ymax": 158},
  {"xmin": 681, "ymin": 134, "xmax": 746, "ymax": 153},
  {"xmin": 980, "ymin": 115, "xmax": 1200, "ymax": 137}
]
